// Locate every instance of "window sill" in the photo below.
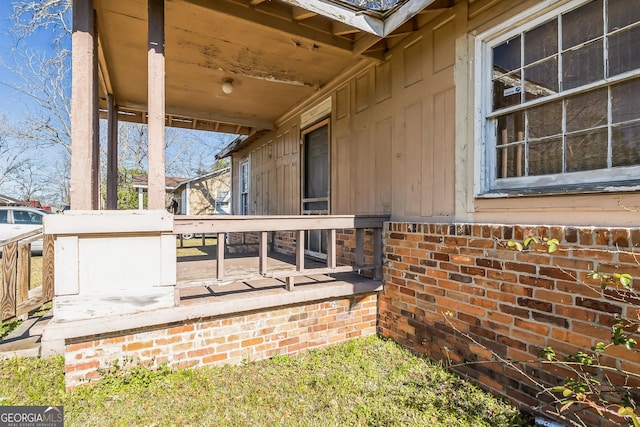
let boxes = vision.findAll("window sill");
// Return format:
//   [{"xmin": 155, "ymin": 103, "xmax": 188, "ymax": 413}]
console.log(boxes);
[{"xmin": 477, "ymin": 180, "xmax": 640, "ymax": 199}]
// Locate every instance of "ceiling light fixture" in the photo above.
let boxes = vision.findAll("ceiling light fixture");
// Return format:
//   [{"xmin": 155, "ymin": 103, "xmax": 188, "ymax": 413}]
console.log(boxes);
[{"xmin": 222, "ymin": 78, "xmax": 234, "ymax": 94}]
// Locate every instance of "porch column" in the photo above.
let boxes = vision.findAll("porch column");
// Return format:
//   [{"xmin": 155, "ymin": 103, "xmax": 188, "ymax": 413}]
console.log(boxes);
[
  {"xmin": 138, "ymin": 188, "xmax": 144, "ymax": 210},
  {"xmin": 106, "ymin": 94, "xmax": 119, "ymax": 210},
  {"xmin": 147, "ymin": 0, "xmax": 166, "ymax": 210},
  {"xmin": 70, "ymin": 0, "xmax": 100, "ymax": 210}
]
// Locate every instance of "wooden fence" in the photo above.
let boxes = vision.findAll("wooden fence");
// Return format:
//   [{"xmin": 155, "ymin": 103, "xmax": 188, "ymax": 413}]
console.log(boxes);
[{"xmin": 0, "ymin": 229, "xmax": 54, "ymax": 322}]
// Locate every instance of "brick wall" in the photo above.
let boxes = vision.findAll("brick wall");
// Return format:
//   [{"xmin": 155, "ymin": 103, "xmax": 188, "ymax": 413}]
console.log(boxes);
[
  {"xmin": 273, "ymin": 229, "xmax": 376, "ymax": 276},
  {"xmin": 65, "ymin": 294, "xmax": 378, "ymax": 388},
  {"xmin": 380, "ymin": 222, "xmax": 640, "ymax": 427}
]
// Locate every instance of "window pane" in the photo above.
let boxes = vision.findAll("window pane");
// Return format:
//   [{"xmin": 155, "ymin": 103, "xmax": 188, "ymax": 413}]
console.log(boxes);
[
  {"xmin": 523, "ymin": 57, "xmax": 558, "ymax": 101},
  {"xmin": 528, "ymin": 101, "xmax": 562, "ymax": 139},
  {"xmin": 493, "ymin": 71, "xmax": 522, "ymax": 110},
  {"xmin": 609, "ymin": 26, "xmax": 640, "ymax": 77},
  {"xmin": 27, "ymin": 213, "xmax": 42, "ymax": 225},
  {"xmin": 613, "ymin": 122, "xmax": 640, "ymax": 167},
  {"xmin": 562, "ymin": 0, "xmax": 603, "ymax": 50},
  {"xmin": 609, "ymin": 0, "xmax": 640, "ymax": 31},
  {"xmin": 612, "ymin": 123, "xmax": 640, "ymax": 167},
  {"xmin": 496, "ymin": 144, "xmax": 525, "ymax": 178},
  {"xmin": 524, "ymin": 19, "xmax": 558, "ymax": 65},
  {"xmin": 612, "ymin": 79, "xmax": 640, "ymax": 124},
  {"xmin": 0, "ymin": 210, "xmax": 7, "ymax": 224},
  {"xmin": 562, "ymin": 40, "xmax": 604, "ymax": 90},
  {"xmin": 565, "ymin": 88, "xmax": 607, "ymax": 132},
  {"xmin": 528, "ymin": 138, "xmax": 563, "ymax": 176},
  {"xmin": 493, "ymin": 36, "xmax": 521, "ymax": 74},
  {"xmin": 496, "ymin": 112, "xmax": 524, "ymax": 145},
  {"xmin": 566, "ymin": 129, "xmax": 608, "ymax": 172}
]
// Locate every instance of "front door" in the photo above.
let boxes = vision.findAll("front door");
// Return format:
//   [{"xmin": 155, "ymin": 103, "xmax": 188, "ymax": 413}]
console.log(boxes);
[{"xmin": 301, "ymin": 119, "xmax": 330, "ymax": 258}]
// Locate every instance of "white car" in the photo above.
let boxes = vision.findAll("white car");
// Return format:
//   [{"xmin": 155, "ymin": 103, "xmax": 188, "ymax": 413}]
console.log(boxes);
[{"xmin": 0, "ymin": 206, "xmax": 53, "ymax": 255}]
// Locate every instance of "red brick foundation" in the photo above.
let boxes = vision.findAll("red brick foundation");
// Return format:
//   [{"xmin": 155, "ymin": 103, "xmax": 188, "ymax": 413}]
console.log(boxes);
[
  {"xmin": 65, "ymin": 294, "xmax": 378, "ymax": 388},
  {"xmin": 380, "ymin": 222, "xmax": 639, "ymax": 426}
]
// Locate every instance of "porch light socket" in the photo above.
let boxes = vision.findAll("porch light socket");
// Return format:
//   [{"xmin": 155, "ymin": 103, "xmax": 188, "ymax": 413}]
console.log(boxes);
[{"xmin": 222, "ymin": 78, "xmax": 234, "ymax": 94}]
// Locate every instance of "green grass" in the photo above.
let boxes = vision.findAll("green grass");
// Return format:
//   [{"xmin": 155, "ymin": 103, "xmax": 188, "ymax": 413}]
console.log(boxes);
[
  {"xmin": 0, "ymin": 337, "xmax": 533, "ymax": 426},
  {"xmin": 176, "ymin": 236, "xmax": 218, "ymax": 257}
]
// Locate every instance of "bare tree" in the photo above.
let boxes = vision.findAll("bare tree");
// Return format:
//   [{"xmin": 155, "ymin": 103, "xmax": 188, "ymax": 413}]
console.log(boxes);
[
  {"xmin": 7, "ymin": 0, "xmax": 236, "ymax": 207},
  {"xmin": 0, "ymin": 118, "xmax": 32, "ymax": 191}
]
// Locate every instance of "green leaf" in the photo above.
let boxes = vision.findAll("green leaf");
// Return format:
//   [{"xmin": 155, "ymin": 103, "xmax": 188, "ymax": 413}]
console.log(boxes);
[
  {"xmin": 507, "ymin": 241, "xmax": 523, "ymax": 251},
  {"xmin": 562, "ymin": 388, "xmax": 573, "ymax": 398}
]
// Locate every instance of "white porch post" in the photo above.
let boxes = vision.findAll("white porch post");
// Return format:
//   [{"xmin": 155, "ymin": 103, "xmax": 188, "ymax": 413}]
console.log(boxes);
[
  {"xmin": 70, "ymin": 0, "xmax": 100, "ymax": 210},
  {"xmin": 185, "ymin": 183, "xmax": 191, "ymax": 215},
  {"xmin": 147, "ymin": 0, "xmax": 166, "ymax": 210},
  {"xmin": 106, "ymin": 94, "xmax": 119, "ymax": 209},
  {"xmin": 138, "ymin": 188, "xmax": 144, "ymax": 210}
]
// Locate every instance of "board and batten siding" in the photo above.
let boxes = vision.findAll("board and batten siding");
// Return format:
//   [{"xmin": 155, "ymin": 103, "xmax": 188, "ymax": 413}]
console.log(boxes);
[
  {"xmin": 232, "ymin": 5, "xmax": 461, "ymax": 220},
  {"xmin": 232, "ymin": 0, "xmax": 640, "ymax": 225}
]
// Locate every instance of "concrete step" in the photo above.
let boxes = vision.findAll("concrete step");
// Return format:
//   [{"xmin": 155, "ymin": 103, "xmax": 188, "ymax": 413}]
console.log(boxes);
[{"xmin": 0, "ymin": 312, "xmax": 51, "ymax": 358}]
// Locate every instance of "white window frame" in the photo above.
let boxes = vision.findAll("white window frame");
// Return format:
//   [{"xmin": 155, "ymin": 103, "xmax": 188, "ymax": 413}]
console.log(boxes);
[
  {"xmin": 239, "ymin": 159, "xmax": 250, "ymax": 215},
  {"xmin": 475, "ymin": 0, "xmax": 640, "ymax": 196}
]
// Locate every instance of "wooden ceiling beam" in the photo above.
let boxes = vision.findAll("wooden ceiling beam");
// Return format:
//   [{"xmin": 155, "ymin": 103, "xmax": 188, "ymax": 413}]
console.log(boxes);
[
  {"xmin": 352, "ymin": 33, "xmax": 382, "ymax": 57},
  {"xmin": 118, "ymin": 101, "xmax": 276, "ymax": 131},
  {"xmin": 291, "ymin": 5, "xmax": 316, "ymax": 20},
  {"xmin": 332, "ymin": 21, "xmax": 358, "ymax": 36},
  {"xmin": 185, "ymin": 0, "xmax": 353, "ymax": 52},
  {"xmin": 386, "ymin": 18, "xmax": 417, "ymax": 38}
]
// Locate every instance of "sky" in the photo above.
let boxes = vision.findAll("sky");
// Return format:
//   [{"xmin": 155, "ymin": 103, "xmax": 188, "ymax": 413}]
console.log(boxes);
[
  {"xmin": 0, "ymin": 1, "xmax": 62, "ymax": 118},
  {"xmin": 0, "ymin": 1, "xmax": 235, "ymax": 204}
]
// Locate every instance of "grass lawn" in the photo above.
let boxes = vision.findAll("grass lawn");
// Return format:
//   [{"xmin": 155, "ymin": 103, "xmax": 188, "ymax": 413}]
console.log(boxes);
[
  {"xmin": 0, "ymin": 337, "xmax": 532, "ymax": 426},
  {"xmin": 0, "ymin": 255, "xmax": 44, "ymax": 289},
  {"xmin": 176, "ymin": 236, "xmax": 218, "ymax": 257}
]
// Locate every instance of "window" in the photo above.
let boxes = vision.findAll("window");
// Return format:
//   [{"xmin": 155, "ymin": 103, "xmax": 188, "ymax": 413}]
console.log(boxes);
[
  {"xmin": 478, "ymin": 0, "xmax": 640, "ymax": 194},
  {"xmin": 0, "ymin": 210, "xmax": 7, "ymax": 224},
  {"xmin": 239, "ymin": 160, "xmax": 250, "ymax": 215},
  {"xmin": 13, "ymin": 210, "xmax": 43, "ymax": 225}
]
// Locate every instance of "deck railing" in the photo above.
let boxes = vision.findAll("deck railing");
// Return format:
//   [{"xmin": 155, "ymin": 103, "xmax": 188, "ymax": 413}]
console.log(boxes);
[
  {"xmin": 174, "ymin": 215, "xmax": 388, "ymax": 290},
  {"xmin": 0, "ymin": 228, "xmax": 54, "ymax": 321}
]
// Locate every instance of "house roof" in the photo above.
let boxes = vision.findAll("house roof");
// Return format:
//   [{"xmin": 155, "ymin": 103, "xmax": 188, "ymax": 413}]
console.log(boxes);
[
  {"xmin": 175, "ymin": 167, "xmax": 231, "ymax": 187},
  {"xmin": 132, "ymin": 175, "xmax": 188, "ymax": 191},
  {"xmin": 94, "ymin": 0, "xmax": 449, "ymax": 137},
  {"xmin": 334, "ymin": 0, "xmax": 405, "ymax": 12},
  {"xmin": 0, "ymin": 194, "xmax": 24, "ymax": 206}
]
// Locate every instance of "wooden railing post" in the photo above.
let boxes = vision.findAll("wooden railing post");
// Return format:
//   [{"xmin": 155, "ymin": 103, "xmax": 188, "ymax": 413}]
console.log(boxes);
[
  {"xmin": 216, "ymin": 232, "xmax": 225, "ymax": 280},
  {"xmin": 259, "ymin": 231, "xmax": 268, "ymax": 275},
  {"xmin": 1, "ymin": 242, "xmax": 18, "ymax": 321},
  {"xmin": 42, "ymin": 234, "xmax": 55, "ymax": 302},
  {"xmin": 373, "ymin": 228, "xmax": 382, "ymax": 280},
  {"xmin": 326, "ymin": 229, "xmax": 336, "ymax": 270},
  {"xmin": 17, "ymin": 244, "xmax": 31, "ymax": 304},
  {"xmin": 355, "ymin": 228, "xmax": 365, "ymax": 268}
]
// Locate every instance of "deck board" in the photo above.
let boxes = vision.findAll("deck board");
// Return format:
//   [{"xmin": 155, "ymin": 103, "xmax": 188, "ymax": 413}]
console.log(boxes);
[{"xmin": 177, "ymin": 250, "xmax": 378, "ymax": 304}]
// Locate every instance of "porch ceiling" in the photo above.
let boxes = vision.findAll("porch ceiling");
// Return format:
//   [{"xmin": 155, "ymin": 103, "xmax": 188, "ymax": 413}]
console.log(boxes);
[{"xmin": 94, "ymin": 0, "xmax": 448, "ymax": 136}]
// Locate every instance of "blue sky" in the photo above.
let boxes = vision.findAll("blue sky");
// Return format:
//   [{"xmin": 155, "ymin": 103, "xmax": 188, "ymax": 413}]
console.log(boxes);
[{"xmin": 0, "ymin": 1, "xmax": 68, "ymax": 119}]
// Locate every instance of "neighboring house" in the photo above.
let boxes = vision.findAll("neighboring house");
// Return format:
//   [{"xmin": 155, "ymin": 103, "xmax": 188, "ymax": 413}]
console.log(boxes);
[
  {"xmin": 173, "ymin": 168, "xmax": 231, "ymax": 215},
  {"xmin": 62, "ymin": 0, "xmax": 640, "ymax": 423},
  {"xmin": 0, "ymin": 194, "xmax": 24, "ymax": 207},
  {"xmin": 132, "ymin": 175, "xmax": 187, "ymax": 211},
  {"xmin": 132, "ymin": 169, "xmax": 230, "ymax": 214}
]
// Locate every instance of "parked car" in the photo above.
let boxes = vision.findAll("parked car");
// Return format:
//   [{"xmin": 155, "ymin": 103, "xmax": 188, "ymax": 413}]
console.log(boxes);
[{"xmin": 0, "ymin": 206, "xmax": 53, "ymax": 255}]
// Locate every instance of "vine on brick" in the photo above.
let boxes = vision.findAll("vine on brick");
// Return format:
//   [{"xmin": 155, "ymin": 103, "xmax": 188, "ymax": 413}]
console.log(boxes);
[{"xmin": 504, "ymin": 236, "xmax": 640, "ymax": 426}]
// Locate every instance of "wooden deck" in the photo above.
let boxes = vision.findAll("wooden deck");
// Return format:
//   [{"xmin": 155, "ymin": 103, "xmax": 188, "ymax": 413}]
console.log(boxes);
[{"xmin": 177, "ymin": 250, "xmax": 379, "ymax": 305}]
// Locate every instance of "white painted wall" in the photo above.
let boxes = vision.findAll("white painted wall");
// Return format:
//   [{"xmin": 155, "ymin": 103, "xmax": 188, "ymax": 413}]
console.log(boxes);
[{"xmin": 44, "ymin": 210, "xmax": 177, "ymax": 321}]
